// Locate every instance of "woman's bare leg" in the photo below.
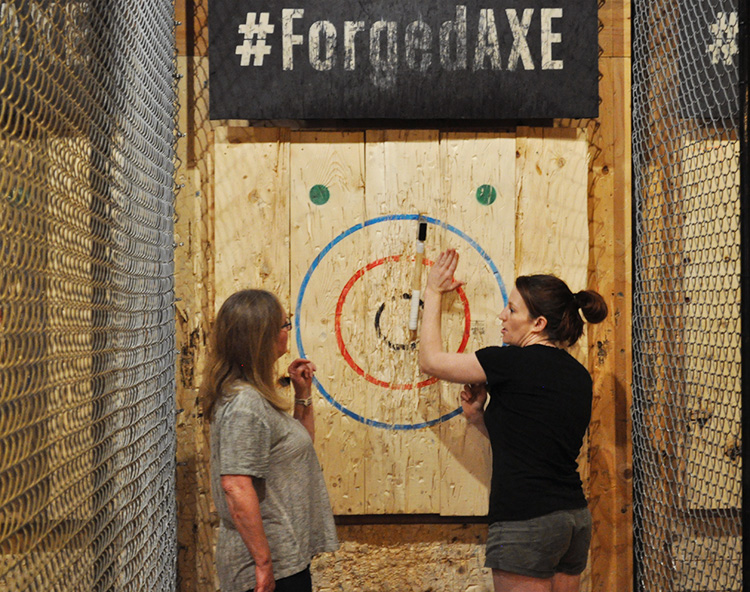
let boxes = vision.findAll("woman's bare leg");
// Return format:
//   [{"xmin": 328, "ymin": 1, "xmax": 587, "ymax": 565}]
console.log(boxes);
[
  {"xmin": 550, "ymin": 572, "xmax": 580, "ymax": 592},
  {"xmin": 492, "ymin": 569, "xmax": 552, "ymax": 592}
]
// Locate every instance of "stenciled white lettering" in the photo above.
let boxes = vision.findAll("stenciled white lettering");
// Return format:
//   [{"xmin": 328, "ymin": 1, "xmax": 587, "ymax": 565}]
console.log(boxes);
[
  {"xmin": 309, "ymin": 20, "xmax": 336, "ymax": 70},
  {"xmin": 541, "ymin": 8, "xmax": 563, "ymax": 70},
  {"xmin": 405, "ymin": 20, "xmax": 432, "ymax": 72},
  {"xmin": 439, "ymin": 5, "xmax": 467, "ymax": 70},
  {"xmin": 473, "ymin": 9, "xmax": 501, "ymax": 70},
  {"xmin": 370, "ymin": 20, "xmax": 398, "ymax": 88},
  {"xmin": 506, "ymin": 8, "xmax": 534, "ymax": 71},
  {"xmin": 275, "ymin": 5, "xmax": 566, "ymax": 81},
  {"xmin": 344, "ymin": 21, "xmax": 365, "ymax": 70},
  {"xmin": 282, "ymin": 8, "xmax": 304, "ymax": 70}
]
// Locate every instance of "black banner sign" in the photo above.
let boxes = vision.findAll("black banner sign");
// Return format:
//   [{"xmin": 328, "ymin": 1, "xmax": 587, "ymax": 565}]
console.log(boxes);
[{"xmin": 209, "ymin": 0, "xmax": 599, "ymax": 120}]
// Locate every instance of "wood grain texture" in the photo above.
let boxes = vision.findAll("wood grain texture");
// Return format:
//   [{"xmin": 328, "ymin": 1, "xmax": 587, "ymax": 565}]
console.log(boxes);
[
  {"xmin": 516, "ymin": 127, "xmax": 589, "ymax": 286},
  {"xmin": 174, "ymin": 53, "xmax": 219, "ymax": 592},
  {"xmin": 174, "ymin": 1, "xmax": 635, "ymax": 580},
  {"xmin": 362, "ymin": 130, "xmax": 443, "ymax": 514},
  {"xmin": 437, "ymin": 132, "xmax": 516, "ymax": 516},
  {"xmin": 599, "ymin": 0, "xmax": 631, "ymax": 59},
  {"xmin": 213, "ymin": 126, "xmax": 290, "ymax": 311},
  {"xmin": 671, "ymin": 535, "xmax": 741, "ymax": 591},
  {"xmin": 290, "ymin": 131, "xmax": 368, "ymax": 514},
  {"xmin": 586, "ymin": 54, "xmax": 633, "ymax": 592}
]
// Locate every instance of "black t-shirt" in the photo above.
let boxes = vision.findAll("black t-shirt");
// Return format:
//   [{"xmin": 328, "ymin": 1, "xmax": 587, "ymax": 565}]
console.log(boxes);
[{"xmin": 475, "ymin": 344, "xmax": 592, "ymax": 523}]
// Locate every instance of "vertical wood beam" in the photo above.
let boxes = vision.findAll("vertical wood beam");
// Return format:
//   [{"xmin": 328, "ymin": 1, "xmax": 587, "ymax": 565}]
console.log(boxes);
[
  {"xmin": 174, "ymin": 0, "xmax": 215, "ymax": 583},
  {"xmin": 587, "ymin": 0, "xmax": 633, "ymax": 589}
]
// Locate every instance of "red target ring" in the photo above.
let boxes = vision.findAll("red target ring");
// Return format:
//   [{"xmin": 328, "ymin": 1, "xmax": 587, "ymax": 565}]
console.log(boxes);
[{"xmin": 335, "ymin": 255, "xmax": 472, "ymax": 390}]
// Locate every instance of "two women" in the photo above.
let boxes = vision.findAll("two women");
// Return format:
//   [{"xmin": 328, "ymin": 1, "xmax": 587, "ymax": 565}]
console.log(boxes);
[
  {"xmin": 202, "ymin": 290, "xmax": 338, "ymax": 592},
  {"xmin": 204, "ymin": 247, "xmax": 607, "ymax": 592},
  {"xmin": 419, "ymin": 249, "xmax": 607, "ymax": 592}
]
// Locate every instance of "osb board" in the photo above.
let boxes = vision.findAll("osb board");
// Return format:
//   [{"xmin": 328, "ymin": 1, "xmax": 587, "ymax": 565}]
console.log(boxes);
[{"xmin": 215, "ymin": 129, "xmax": 588, "ymax": 516}]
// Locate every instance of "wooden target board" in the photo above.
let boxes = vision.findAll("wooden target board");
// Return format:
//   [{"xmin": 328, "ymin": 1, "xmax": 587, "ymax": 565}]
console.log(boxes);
[{"xmin": 215, "ymin": 128, "xmax": 588, "ymax": 515}]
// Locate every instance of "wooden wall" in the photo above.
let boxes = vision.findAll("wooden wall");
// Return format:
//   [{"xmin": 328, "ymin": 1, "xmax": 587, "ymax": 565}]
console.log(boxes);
[
  {"xmin": 211, "ymin": 127, "xmax": 588, "ymax": 519},
  {"xmin": 173, "ymin": 0, "xmax": 632, "ymax": 590}
]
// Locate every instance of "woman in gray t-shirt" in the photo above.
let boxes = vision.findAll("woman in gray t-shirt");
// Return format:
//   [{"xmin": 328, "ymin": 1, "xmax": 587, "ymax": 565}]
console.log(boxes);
[{"xmin": 202, "ymin": 289, "xmax": 338, "ymax": 592}]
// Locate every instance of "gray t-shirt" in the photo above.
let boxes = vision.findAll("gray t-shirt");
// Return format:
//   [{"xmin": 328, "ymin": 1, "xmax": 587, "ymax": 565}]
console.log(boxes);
[{"xmin": 210, "ymin": 382, "xmax": 338, "ymax": 592}]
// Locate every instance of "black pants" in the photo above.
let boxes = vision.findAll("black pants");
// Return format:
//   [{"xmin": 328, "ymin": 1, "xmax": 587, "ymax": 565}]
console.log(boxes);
[{"xmin": 247, "ymin": 566, "xmax": 312, "ymax": 592}]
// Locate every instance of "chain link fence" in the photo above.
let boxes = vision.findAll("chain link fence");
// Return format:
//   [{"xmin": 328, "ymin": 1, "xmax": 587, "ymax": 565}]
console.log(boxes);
[
  {"xmin": 0, "ymin": 1, "xmax": 179, "ymax": 590},
  {"xmin": 632, "ymin": 1, "xmax": 742, "ymax": 590}
]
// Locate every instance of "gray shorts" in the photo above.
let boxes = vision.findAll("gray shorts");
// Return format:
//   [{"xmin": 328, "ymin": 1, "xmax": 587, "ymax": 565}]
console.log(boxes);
[{"xmin": 484, "ymin": 508, "xmax": 592, "ymax": 578}]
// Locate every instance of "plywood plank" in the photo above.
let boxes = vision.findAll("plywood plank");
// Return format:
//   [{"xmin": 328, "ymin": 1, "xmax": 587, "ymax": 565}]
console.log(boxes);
[
  {"xmin": 437, "ymin": 132, "xmax": 516, "ymax": 516},
  {"xmin": 516, "ymin": 127, "xmax": 590, "ymax": 373},
  {"xmin": 515, "ymin": 127, "xmax": 589, "ymax": 287},
  {"xmin": 213, "ymin": 127, "xmax": 290, "ymax": 311},
  {"xmin": 361, "ymin": 130, "xmax": 443, "ymax": 514},
  {"xmin": 175, "ymin": 54, "xmax": 220, "ymax": 592},
  {"xmin": 599, "ymin": 0, "xmax": 631, "ymax": 59},
  {"xmin": 175, "ymin": 0, "xmax": 208, "ymax": 58},
  {"xmin": 174, "ymin": 56, "xmax": 209, "ymax": 592},
  {"xmin": 516, "ymin": 126, "xmax": 593, "ymax": 588},
  {"xmin": 289, "ymin": 131, "xmax": 367, "ymax": 514}
]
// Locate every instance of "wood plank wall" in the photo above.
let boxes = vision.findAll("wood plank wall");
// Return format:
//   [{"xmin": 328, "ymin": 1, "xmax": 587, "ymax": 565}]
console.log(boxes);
[
  {"xmin": 174, "ymin": 1, "xmax": 632, "ymax": 590},
  {"xmin": 210, "ymin": 129, "xmax": 584, "ymax": 520}
]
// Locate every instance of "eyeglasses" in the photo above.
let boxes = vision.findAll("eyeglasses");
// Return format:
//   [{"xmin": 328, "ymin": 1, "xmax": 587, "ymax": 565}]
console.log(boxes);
[{"xmin": 281, "ymin": 316, "xmax": 293, "ymax": 330}]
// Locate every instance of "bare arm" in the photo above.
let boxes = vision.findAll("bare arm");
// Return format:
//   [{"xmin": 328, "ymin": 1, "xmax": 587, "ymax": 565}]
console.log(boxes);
[
  {"xmin": 289, "ymin": 358, "xmax": 316, "ymax": 441},
  {"xmin": 221, "ymin": 474, "xmax": 275, "ymax": 592},
  {"xmin": 418, "ymin": 249, "xmax": 487, "ymax": 384}
]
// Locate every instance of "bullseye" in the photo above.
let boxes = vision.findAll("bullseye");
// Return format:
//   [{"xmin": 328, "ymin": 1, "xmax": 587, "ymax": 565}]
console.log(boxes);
[
  {"xmin": 374, "ymin": 294, "xmax": 422, "ymax": 352},
  {"xmin": 335, "ymin": 255, "xmax": 471, "ymax": 390},
  {"xmin": 295, "ymin": 214, "xmax": 507, "ymax": 429}
]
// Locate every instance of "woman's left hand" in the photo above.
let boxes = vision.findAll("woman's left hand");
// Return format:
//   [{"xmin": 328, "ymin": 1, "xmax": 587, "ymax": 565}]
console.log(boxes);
[{"xmin": 288, "ymin": 358, "xmax": 316, "ymax": 397}]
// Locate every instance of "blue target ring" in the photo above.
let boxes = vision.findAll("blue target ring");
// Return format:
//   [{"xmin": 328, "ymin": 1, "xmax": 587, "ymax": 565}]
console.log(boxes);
[{"xmin": 295, "ymin": 214, "xmax": 508, "ymax": 430}]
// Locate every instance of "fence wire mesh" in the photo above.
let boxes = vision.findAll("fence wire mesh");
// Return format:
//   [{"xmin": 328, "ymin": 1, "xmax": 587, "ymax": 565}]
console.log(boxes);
[
  {"xmin": 632, "ymin": 1, "xmax": 742, "ymax": 591},
  {"xmin": 0, "ymin": 1, "xmax": 179, "ymax": 591}
]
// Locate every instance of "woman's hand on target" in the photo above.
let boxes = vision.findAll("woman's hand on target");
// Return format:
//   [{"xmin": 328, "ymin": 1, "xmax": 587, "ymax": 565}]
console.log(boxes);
[{"xmin": 425, "ymin": 249, "xmax": 464, "ymax": 295}]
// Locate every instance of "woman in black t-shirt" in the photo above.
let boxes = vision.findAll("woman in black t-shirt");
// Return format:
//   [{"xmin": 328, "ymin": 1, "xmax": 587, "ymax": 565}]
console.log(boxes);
[{"xmin": 419, "ymin": 249, "xmax": 607, "ymax": 592}]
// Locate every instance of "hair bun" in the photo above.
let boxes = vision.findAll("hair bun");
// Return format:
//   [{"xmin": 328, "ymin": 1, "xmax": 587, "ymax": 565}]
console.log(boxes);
[{"xmin": 576, "ymin": 290, "xmax": 608, "ymax": 324}]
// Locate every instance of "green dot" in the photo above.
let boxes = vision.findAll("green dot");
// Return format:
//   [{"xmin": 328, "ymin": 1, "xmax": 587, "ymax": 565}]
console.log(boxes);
[
  {"xmin": 309, "ymin": 184, "xmax": 330, "ymax": 205},
  {"xmin": 476, "ymin": 184, "xmax": 497, "ymax": 206}
]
